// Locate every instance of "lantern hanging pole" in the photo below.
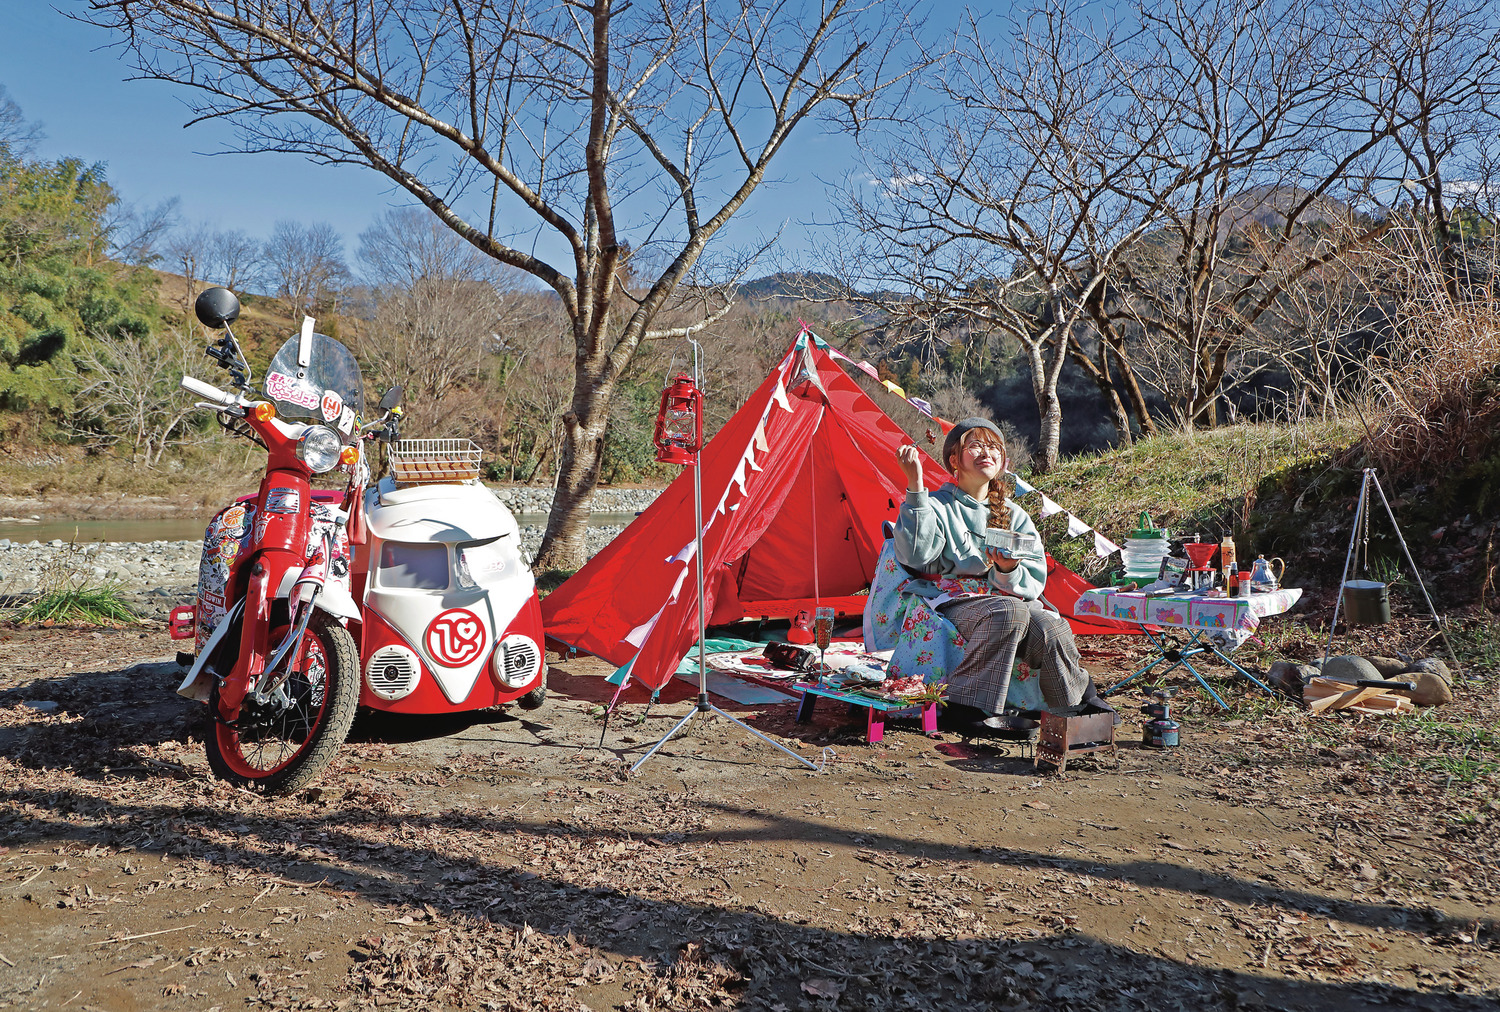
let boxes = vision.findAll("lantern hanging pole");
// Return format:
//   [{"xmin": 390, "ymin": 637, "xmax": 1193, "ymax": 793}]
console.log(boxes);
[
  {"xmin": 690, "ymin": 337, "xmax": 708, "ymax": 706},
  {"xmin": 631, "ymin": 336, "xmax": 824, "ymax": 773}
]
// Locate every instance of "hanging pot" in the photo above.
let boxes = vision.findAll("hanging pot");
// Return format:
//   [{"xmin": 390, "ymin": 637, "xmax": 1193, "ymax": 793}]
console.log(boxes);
[{"xmin": 1342, "ymin": 580, "xmax": 1391, "ymax": 625}]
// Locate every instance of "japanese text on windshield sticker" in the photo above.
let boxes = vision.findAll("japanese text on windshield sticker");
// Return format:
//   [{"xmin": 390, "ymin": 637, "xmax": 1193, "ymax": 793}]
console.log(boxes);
[
  {"xmin": 265, "ymin": 487, "xmax": 301, "ymax": 514},
  {"xmin": 266, "ymin": 371, "xmax": 320, "ymax": 410}
]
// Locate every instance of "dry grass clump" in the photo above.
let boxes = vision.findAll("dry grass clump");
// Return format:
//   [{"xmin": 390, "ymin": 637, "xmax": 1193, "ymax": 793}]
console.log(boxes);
[
  {"xmin": 1361, "ymin": 233, "xmax": 1500, "ymax": 481},
  {"xmin": 1364, "ymin": 303, "xmax": 1500, "ymax": 479}
]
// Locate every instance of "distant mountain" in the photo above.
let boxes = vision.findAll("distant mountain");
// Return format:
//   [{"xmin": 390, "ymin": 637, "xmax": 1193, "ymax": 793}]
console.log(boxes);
[
  {"xmin": 737, "ymin": 271, "xmax": 856, "ymax": 300},
  {"xmin": 1217, "ymin": 184, "xmax": 1356, "ymax": 238}
]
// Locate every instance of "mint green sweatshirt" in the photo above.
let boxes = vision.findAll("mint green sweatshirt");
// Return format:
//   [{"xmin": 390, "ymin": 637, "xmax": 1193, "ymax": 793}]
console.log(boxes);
[{"xmin": 893, "ymin": 483, "xmax": 1048, "ymax": 602}]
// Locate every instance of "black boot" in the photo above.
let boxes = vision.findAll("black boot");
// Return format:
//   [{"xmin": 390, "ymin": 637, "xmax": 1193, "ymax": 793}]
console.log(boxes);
[
  {"xmin": 938, "ymin": 702, "xmax": 1009, "ymax": 737},
  {"xmin": 1079, "ymin": 677, "xmax": 1122, "ymax": 726}
]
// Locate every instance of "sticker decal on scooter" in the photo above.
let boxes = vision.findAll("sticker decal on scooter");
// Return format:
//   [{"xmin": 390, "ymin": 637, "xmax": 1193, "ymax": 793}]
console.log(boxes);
[
  {"xmin": 337, "ymin": 405, "xmax": 356, "ymax": 435},
  {"xmin": 424, "ymin": 608, "xmax": 487, "ymax": 668},
  {"xmin": 321, "ymin": 389, "xmax": 343, "ymax": 423},
  {"xmin": 265, "ymin": 487, "xmax": 301, "ymax": 514},
  {"xmin": 266, "ymin": 371, "xmax": 321, "ymax": 410},
  {"xmin": 220, "ymin": 504, "xmax": 248, "ymax": 533}
]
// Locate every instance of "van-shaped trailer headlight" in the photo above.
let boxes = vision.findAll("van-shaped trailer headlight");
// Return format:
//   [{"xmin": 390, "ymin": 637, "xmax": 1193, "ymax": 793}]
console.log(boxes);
[
  {"xmin": 297, "ymin": 425, "xmax": 343, "ymax": 473},
  {"xmin": 492, "ymin": 634, "xmax": 541, "ymax": 688}
]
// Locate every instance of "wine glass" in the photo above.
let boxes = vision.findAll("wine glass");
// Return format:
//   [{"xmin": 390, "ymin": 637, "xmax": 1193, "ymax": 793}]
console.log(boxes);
[{"xmin": 814, "ymin": 606, "xmax": 835, "ymax": 678}]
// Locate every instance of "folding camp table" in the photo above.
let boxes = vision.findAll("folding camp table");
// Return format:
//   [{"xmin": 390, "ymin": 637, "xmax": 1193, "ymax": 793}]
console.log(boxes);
[
  {"xmin": 793, "ymin": 682, "xmax": 939, "ymax": 744},
  {"xmin": 1074, "ymin": 587, "xmax": 1302, "ymax": 708}
]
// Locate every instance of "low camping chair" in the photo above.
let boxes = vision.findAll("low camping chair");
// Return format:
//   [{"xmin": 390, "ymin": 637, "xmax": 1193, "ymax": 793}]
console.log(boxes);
[{"xmin": 863, "ymin": 531, "xmax": 1048, "ymax": 713}]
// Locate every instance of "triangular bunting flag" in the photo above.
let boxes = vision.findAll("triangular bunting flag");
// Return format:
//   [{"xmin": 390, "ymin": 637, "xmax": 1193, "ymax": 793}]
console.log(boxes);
[
  {"xmin": 1065, "ymin": 513, "xmax": 1090, "ymax": 538},
  {"xmin": 1038, "ymin": 495, "xmax": 1064, "ymax": 518},
  {"xmin": 1093, "ymin": 531, "xmax": 1119, "ymax": 557}
]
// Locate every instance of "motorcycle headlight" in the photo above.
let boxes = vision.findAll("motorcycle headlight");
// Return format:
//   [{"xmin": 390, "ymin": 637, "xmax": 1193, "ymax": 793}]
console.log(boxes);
[{"xmin": 297, "ymin": 426, "xmax": 343, "ymax": 473}]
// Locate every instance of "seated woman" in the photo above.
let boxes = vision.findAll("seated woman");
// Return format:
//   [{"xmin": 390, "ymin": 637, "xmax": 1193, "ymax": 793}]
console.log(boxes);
[{"xmin": 893, "ymin": 418, "xmax": 1115, "ymax": 738}]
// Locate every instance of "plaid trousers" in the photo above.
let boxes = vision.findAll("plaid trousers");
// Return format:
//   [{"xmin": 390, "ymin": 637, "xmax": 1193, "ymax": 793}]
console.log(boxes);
[{"xmin": 939, "ymin": 595, "xmax": 1089, "ymax": 713}]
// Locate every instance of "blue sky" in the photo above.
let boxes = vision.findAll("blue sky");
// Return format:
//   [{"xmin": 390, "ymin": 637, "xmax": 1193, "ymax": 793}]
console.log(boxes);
[{"xmin": 0, "ymin": 4, "xmax": 862, "ymax": 277}]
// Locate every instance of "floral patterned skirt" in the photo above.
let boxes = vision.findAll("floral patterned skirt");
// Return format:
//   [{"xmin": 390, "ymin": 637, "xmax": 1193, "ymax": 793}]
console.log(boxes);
[{"xmin": 863, "ymin": 540, "xmax": 1046, "ymax": 711}]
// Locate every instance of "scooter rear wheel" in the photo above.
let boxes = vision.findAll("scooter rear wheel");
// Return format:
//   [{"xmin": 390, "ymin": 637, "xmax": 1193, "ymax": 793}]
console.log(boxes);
[{"xmin": 206, "ymin": 611, "xmax": 359, "ymax": 793}]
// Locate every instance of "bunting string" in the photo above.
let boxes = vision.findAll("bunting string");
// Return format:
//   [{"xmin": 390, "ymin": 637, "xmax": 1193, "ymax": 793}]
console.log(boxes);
[{"xmin": 815, "ymin": 333, "xmax": 1122, "ymax": 559}]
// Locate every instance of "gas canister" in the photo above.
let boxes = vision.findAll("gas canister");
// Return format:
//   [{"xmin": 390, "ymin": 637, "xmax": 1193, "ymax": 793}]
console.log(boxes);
[{"xmin": 1143, "ymin": 717, "xmax": 1180, "ymax": 749}]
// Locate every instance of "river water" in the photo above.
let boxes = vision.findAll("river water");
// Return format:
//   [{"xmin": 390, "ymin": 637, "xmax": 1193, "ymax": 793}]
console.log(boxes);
[{"xmin": 0, "ymin": 511, "xmax": 641, "ymax": 545}]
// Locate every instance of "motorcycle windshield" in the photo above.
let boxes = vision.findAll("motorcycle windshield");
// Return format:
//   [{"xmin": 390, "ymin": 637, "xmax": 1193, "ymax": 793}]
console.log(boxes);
[{"xmin": 263, "ymin": 333, "xmax": 365, "ymax": 442}]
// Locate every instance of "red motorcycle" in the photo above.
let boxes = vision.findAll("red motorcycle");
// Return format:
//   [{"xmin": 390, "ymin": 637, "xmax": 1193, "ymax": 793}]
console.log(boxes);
[{"xmin": 173, "ymin": 288, "xmax": 546, "ymax": 792}]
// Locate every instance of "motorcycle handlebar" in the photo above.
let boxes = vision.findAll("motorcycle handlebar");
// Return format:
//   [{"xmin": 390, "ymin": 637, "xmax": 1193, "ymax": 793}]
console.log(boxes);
[{"xmin": 181, "ymin": 375, "xmax": 239, "ymax": 406}]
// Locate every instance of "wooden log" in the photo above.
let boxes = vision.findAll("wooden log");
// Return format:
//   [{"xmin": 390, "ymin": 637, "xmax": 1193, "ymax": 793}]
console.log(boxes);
[{"xmin": 1310, "ymin": 685, "xmax": 1386, "ymax": 713}]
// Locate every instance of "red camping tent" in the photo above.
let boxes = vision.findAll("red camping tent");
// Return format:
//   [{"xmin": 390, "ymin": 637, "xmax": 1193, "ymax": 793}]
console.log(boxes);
[{"xmin": 541, "ymin": 333, "xmax": 1136, "ymax": 690}]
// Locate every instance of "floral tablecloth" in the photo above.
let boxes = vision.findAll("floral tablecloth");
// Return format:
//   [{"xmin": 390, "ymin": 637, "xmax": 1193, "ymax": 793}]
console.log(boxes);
[{"xmin": 1075, "ymin": 587, "xmax": 1302, "ymax": 649}]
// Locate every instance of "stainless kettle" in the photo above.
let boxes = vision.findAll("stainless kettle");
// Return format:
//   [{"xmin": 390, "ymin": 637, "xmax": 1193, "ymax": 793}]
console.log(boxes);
[{"xmin": 1249, "ymin": 555, "xmax": 1284, "ymax": 591}]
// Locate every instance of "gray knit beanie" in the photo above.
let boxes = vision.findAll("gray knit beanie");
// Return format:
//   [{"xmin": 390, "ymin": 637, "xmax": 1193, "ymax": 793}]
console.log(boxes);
[{"xmin": 940, "ymin": 417, "xmax": 1005, "ymax": 471}]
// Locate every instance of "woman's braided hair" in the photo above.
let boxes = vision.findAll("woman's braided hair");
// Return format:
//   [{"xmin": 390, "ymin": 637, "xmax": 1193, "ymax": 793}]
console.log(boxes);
[{"xmin": 946, "ymin": 428, "xmax": 1015, "ymax": 531}]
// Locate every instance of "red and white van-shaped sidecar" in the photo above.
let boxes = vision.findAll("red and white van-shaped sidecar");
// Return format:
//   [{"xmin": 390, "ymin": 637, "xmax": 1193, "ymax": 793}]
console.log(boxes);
[{"xmin": 352, "ymin": 440, "xmax": 546, "ymax": 714}]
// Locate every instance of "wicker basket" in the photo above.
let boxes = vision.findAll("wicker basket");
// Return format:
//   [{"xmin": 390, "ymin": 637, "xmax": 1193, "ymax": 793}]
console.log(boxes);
[{"xmin": 389, "ymin": 438, "xmax": 483, "ymax": 484}]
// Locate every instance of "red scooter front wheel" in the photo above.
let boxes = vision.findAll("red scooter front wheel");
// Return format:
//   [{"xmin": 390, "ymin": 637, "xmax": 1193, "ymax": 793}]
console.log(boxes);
[{"xmin": 206, "ymin": 611, "xmax": 360, "ymax": 793}]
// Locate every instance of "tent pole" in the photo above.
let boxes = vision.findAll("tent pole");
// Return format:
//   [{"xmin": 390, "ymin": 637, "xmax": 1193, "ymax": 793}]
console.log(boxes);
[{"xmin": 633, "ymin": 337, "xmax": 824, "ymax": 774}]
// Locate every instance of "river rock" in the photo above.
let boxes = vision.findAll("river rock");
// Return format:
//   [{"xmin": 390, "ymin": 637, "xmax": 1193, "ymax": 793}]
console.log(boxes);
[
  {"xmin": 1403, "ymin": 670, "xmax": 1453, "ymax": 706},
  {"xmin": 1366, "ymin": 655, "xmax": 1409, "ymax": 678},
  {"xmin": 1267, "ymin": 660, "xmax": 1319, "ymax": 693},
  {"xmin": 1406, "ymin": 657, "xmax": 1453, "ymax": 686},
  {"xmin": 1320, "ymin": 655, "xmax": 1382, "ymax": 684}
]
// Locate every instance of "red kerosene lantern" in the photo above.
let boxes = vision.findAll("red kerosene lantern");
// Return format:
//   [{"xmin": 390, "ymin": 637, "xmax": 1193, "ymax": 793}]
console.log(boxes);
[{"xmin": 653, "ymin": 373, "xmax": 703, "ymax": 466}]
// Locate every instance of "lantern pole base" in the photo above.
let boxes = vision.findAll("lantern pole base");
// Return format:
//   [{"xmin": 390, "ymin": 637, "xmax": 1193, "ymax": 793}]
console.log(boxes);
[{"xmin": 630, "ymin": 692, "xmax": 826, "ymax": 773}]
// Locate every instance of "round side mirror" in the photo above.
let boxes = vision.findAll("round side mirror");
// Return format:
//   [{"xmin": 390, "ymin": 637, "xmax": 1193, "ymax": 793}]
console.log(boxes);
[
  {"xmin": 194, "ymin": 287, "xmax": 241, "ymax": 329},
  {"xmin": 378, "ymin": 385, "xmax": 404, "ymax": 412}
]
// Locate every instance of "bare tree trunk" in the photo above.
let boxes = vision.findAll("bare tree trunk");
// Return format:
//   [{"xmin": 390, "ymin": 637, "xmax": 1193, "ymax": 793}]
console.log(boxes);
[{"xmin": 535, "ymin": 360, "xmax": 616, "ymax": 569}]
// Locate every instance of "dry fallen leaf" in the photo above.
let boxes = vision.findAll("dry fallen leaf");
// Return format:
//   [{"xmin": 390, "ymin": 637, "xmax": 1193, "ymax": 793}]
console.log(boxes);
[{"xmin": 801, "ymin": 977, "xmax": 845, "ymax": 999}]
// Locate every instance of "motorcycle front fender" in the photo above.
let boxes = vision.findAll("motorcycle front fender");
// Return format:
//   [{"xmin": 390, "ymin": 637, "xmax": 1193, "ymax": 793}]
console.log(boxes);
[
  {"xmin": 274, "ymin": 565, "xmax": 360, "ymax": 620},
  {"xmin": 176, "ymin": 599, "xmax": 245, "ymax": 703},
  {"xmin": 311, "ymin": 579, "xmax": 361, "ymax": 620}
]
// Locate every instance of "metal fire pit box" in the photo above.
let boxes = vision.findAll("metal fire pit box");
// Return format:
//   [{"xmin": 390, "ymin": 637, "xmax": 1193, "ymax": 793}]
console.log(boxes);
[{"xmin": 1035, "ymin": 710, "xmax": 1119, "ymax": 773}]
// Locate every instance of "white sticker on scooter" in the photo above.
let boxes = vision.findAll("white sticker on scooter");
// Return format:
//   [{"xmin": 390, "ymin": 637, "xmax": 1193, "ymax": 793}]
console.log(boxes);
[
  {"xmin": 424, "ymin": 608, "xmax": 487, "ymax": 668},
  {"xmin": 266, "ymin": 371, "xmax": 320, "ymax": 410},
  {"xmin": 337, "ymin": 405, "xmax": 356, "ymax": 435},
  {"xmin": 321, "ymin": 389, "xmax": 343, "ymax": 423}
]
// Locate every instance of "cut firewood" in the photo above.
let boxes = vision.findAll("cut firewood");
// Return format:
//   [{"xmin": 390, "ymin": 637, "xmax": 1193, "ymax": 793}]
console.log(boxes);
[
  {"xmin": 1305, "ymin": 676, "xmax": 1413, "ymax": 714},
  {"xmin": 1309, "ymin": 685, "xmax": 1385, "ymax": 713}
]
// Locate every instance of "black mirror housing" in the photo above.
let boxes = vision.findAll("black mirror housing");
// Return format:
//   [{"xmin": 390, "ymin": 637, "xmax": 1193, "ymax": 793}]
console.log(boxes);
[{"xmin": 195, "ymin": 287, "xmax": 242, "ymax": 329}]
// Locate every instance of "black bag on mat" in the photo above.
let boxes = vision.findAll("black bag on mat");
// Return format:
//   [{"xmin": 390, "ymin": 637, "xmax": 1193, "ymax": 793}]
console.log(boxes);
[{"xmin": 763, "ymin": 642, "xmax": 816, "ymax": 672}]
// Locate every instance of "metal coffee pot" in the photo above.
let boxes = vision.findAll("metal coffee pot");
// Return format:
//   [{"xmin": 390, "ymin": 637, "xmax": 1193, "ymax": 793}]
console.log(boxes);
[{"xmin": 1248, "ymin": 555, "xmax": 1285, "ymax": 591}]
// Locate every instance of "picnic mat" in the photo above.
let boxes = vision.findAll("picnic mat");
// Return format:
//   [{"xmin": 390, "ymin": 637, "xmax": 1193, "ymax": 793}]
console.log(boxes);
[{"xmin": 671, "ymin": 639, "xmax": 892, "ymax": 703}]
